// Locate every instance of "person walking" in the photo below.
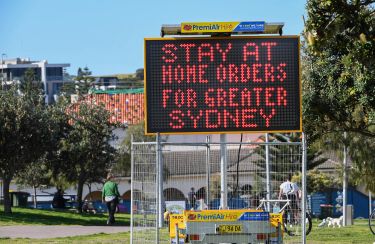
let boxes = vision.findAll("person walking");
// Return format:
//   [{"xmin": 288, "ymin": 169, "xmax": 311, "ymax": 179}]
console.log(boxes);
[
  {"xmin": 102, "ymin": 173, "xmax": 120, "ymax": 225},
  {"xmin": 188, "ymin": 187, "xmax": 196, "ymax": 210}
]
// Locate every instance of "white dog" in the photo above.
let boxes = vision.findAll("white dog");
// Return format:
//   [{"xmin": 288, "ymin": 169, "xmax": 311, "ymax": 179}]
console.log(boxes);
[
  {"xmin": 326, "ymin": 216, "xmax": 343, "ymax": 228},
  {"xmin": 318, "ymin": 218, "xmax": 327, "ymax": 227}
]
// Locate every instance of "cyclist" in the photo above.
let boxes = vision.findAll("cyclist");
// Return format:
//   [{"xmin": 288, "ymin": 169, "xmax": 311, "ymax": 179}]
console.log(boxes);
[{"xmin": 279, "ymin": 174, "xmax": 299, "ymax": 222}]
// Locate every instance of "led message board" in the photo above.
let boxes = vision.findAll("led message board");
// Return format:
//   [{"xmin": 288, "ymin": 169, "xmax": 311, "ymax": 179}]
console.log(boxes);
[{"xmin": 144, "ymin": 36, "xmax": 301, "ymax": 134}]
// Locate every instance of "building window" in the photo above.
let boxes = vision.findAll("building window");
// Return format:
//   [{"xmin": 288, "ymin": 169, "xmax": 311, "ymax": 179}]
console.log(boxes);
[
  {"xmin": 47, "ymin": 67, "xmax": 63, "ymax": 81},
  {"xmin": 52, "ymin": 83, "xmax": 63, "ymax": 95}
]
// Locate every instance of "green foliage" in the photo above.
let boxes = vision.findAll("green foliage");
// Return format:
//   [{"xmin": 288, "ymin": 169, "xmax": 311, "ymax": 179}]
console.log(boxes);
[
  {"xmin": 303, "ymin": 0, "xmax": 375, "ymax": 193},
  {"xmin": 60, "ymin": 67, "xmax": 95, "ymax": 97},
  {"xmin": 57, "ymin": 102, "xmax": 116, "ymax": 211},
  {"xmin": 347, "ymin": 133, "xmax": 375, "ymax": 192},
  {"xmin": 123, "ymin": 121, "xmax": 155, "ymax": 151},
  {"xmin": 20, "ymin": 69, "xmax": 43, "ymax": 98},
  {"xmin": 252, "ymin": 133, "xmax": 328, "ymax": 182},
  {"xmin": 15, "ymin": 155, "xmax": 50, "ymax": 190},
  {"xmin": 135, "ymin": 68, "xmax": 144, "ymax": 80},
  {"xmin": 303, "ymin": 0, "xmax": 375, "ymax": 140},
  {"xmin": 0, "ymin": 83, "xmax": 54, "ymax": 213},
  {"xmin": 59, "ymin": 82, "xmax": 76, "ymax": 96},
  {"xmin": 75, "ymin": 66, "xmax": 95, "ymax": 96},
  {"xmin": 309, "ymin": 131, "xmax": 375, "ymax": 190},
  {"xmin": 113, "ymin": 121, "xmax": 155, "ymax": 177},
  {"xmin": 293, "ymin": 170, "xmax": 339, "ymax": 193},
  {"xmin": 252, "ymin": 133, "xmax": 301, "ymax": 183}
]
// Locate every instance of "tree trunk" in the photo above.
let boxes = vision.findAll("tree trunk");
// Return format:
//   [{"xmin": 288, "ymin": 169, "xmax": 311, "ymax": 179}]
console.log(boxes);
[
  {"xmin": 88, "ymin": 183, "xmax": 92, "ymax": 200},
  {"xmin": 33, "ymin": 185, "xmax": 37, "ymax": 209},
  {"xmin": 76, "ymin": 178, "xmax": 85, "ymax": 213},
  {"xmin": 3, "ymin": 177, "xmax": 12, "ymax": 214}
]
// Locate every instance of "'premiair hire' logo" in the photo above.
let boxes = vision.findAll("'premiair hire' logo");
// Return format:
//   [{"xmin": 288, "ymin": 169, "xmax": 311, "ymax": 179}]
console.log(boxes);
[
  {"xmin": 188, "ymin": 214, "xmax": 196, "ymax": 220},
  {"xmin": 183, "ymin": 25, "xmax": 192, "ymax": 31},
  {"xmin": 192, "ymin": 24, "xmax": 220, "ymax": 31},
  {"xmin": 181, "ymin": 22, "xmax": 236, "ymax": 33},
  {"xmin": 187, "ymin": 213, "xmax": 239, "ymax": 221}
]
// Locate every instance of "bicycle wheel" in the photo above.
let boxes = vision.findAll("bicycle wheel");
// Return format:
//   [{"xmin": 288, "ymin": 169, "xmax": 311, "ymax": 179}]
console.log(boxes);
[
  {"xmin": 282, "ymin": 209, "xmax": 295, "ymax": 236},
  {"xmin": 283, "ymin": 210, "xmax": 312, "ymax": 236},
  {"xmin": 305, "ymin": 212, "xmax": 312, "ymax": 236},
  {"xmin": 370, "ymin": 210, "xmax": 375, "ymax": 235}
]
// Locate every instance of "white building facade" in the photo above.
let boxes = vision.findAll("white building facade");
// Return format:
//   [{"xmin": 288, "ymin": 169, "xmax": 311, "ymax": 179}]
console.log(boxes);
[{"xmin": 0, "ymin": 58, "xmax": 70, "ymax": 103}]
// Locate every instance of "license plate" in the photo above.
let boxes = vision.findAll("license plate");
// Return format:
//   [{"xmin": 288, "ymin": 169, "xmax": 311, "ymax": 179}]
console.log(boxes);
[{"xmin": 218, "ymin": 224, "xmax": 242, "ymax": 233}]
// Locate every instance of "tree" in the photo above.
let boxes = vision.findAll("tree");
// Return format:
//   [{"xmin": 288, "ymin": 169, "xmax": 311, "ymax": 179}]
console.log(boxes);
[
  {"xmin": 348, "ymin": 134, "xmax": 375, "ymax": 192},
  {"xmin": 61, "ymin": 66, "xmax": 95, "ymax": 98},
  {"xmin": 20, "ymin": 68, "xmax": 43, "ymax": 97},
  {"xmin": 77, "ymin": 67, "xmax": 83, "ymax": 77},
  {"xmin": 293, "ymin": 170, "xmax": 339, "ymax": 194},
  {"xmin": 16, "ymin": 97, "xmax": 73, "ymax": 208},
  {"xmin": 16, "ymin": 156, "xmax": 50, "ymax": 208},
  {"xmin": 0, "ymin": 84, "xmax": 52, "ymax": 213},
  {"xmin": 252, "ymin": 133, "xmax": 328, "ymax": 179},
  {"xmin": 76, "ymin": 67, "xmax": 95, "ymax": 95},
  {"xmin": 58, "ymin": 102, "xmax": 116, "ymax": 212},
  {"xmin": 135, "ymin": 68, "xmax": 144, "ymax": 80},
  {"xmin": 113, "ymin": 121, "xmax": 155, "ymax": 177},
  {"xmin": 303, "ymin": 0, "xmax": 375, "ymax": 140},
  {"xmin": 303, "ymin": 0, "xmax": 375, "ymax": 191}
]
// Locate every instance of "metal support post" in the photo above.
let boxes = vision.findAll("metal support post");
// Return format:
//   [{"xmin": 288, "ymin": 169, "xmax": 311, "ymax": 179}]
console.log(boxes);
[
  {"xmin": 175, "ymin": 223, "xmax": 179, "ymax": 244},
  {"xmin": 156, "ymin": 133, "xmax": 163, "ymax": 242},
  {"xmin": 370, "ymin": 191, "xmax": 372, "ymax": 217},
  {"xmin": 130, "ymin": 134, "xmax": 134, "ymax": 244},
  {"xmin": 343, "ymin": 132, "xmax": 347, "ymax": 226},
  {"xmin": 1, "ymin": 53, "xmax": 5, "ymax": 89},
  {"xmin": 302, "ymin": 132, "xmax": 307, "ymax": 244},
  {"xmin": 220, "ymin": 134, "xmax": 228, "ymax": 209},
  {"xmin": 265, "ymin": 133, "xmax": 271, "ymax": 212},
  {"xmin": 206, "ymin": 136, "xmax": 211, "ymax": 208}
]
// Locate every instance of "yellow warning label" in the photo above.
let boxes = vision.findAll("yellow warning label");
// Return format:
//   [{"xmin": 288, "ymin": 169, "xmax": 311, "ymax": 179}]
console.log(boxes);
[{"xmin": 169, "ymin": 214, "xmax": 186, "ymax": 238}]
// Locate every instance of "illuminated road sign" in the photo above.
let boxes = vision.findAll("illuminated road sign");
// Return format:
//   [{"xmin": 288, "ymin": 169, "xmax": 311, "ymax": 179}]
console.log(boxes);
[{"xmin": 144, "ymin": 36, "xmax": 301, "ymax": 134}]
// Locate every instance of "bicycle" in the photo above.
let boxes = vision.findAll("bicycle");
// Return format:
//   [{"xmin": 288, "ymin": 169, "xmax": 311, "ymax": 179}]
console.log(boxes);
[
  {"xmin": 257, "ymin": 197, "xmax": 312, "ymax": 236},
  {"xmin": 370, "ymin": 208, "xmax": 375, "ymax": 235}
]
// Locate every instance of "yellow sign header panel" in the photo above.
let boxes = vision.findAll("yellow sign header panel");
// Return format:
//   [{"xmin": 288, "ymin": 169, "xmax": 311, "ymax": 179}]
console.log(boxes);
[
  {"xmin": 181, "ymin": 22, "xmax": 239, "ymax": 33},
  {"xmin": 184, "ymin": 209, "xmax": 265, "ymax": 222},
  {"xmin": 181, "ymin": 21, "xmax": 265, "ymax": 34}
]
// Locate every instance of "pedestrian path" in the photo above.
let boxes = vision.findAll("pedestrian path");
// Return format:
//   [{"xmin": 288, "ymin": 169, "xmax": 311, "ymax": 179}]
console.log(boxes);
[{"xmin": 0, "ymin": 225, "xmax": 130, "ymax": 239}]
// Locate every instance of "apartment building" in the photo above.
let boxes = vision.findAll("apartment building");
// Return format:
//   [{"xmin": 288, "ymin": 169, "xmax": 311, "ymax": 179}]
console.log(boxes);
[{"xmin": 0, "ymin": 58, "xmax": 70, "ymax": 103}]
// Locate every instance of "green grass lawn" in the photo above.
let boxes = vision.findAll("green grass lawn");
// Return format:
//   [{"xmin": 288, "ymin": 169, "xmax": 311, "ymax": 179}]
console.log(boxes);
[
  {"xmin": 0, "ymin": 232, "xmax": 131, "ymax": 244},
  {"xmin": 0, "ymin": 206, "xmax": 130, "ymax": 226},
  {"xmin": 0, "ymin": 207, "xmax": 374, "ymax": 243},
  {"xmin": 306, "ymin": 218, "xmax": 374, "ymax": 244}
]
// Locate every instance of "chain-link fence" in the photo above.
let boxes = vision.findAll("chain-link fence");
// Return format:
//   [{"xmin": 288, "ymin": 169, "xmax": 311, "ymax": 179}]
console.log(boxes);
[{"xmin": 131, "ymin": 138, "xmax": 307, "ymax": 244}]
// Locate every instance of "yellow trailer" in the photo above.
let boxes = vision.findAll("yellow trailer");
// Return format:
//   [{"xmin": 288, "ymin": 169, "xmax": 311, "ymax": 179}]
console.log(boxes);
[{"xmin": 169, "ymin": 209, "xmax": 283, "ymax": 244}]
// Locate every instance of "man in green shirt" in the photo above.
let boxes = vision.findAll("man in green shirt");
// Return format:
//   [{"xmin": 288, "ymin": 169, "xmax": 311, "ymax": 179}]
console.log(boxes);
[{"xmin": 102, "ymin": 173, "xmax": 120, "ymax": 225}]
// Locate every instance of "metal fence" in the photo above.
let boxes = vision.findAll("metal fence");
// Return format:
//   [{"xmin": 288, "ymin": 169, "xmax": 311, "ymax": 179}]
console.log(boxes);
[{"xmin": 131, "ymin": 136, "xmax": 306, "ymax": 244}]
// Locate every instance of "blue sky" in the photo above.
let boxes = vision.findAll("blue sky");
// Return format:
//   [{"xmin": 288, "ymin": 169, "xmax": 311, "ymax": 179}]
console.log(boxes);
[{"xmin": 0, "ymin": 0, "xmax": 306, "ymax": 76}]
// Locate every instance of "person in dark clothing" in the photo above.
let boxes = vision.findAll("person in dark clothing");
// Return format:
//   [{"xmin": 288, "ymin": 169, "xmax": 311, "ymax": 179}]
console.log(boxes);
[
  {"xmin": 188, "ymin": 187, "xmax": 196, "ymax": 210},
  {"xmin": 52, "ymin": 189, "xmax": 66, "ymax": 209},
  {"xmin": 102, "ymin": 173, "xmax": 120, "ymax": 225}
]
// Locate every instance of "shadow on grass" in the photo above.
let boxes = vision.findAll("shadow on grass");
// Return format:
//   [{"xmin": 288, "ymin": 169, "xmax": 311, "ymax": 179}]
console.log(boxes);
[{"xmin": 0, "ymin": 207, "xmax": 130, "ymax": 226}]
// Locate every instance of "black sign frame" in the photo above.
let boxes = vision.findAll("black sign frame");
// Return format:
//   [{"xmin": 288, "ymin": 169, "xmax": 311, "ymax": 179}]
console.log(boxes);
[{"xmin": 144, "ymin": 36, "xmax": 301, "ymax": 134}]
